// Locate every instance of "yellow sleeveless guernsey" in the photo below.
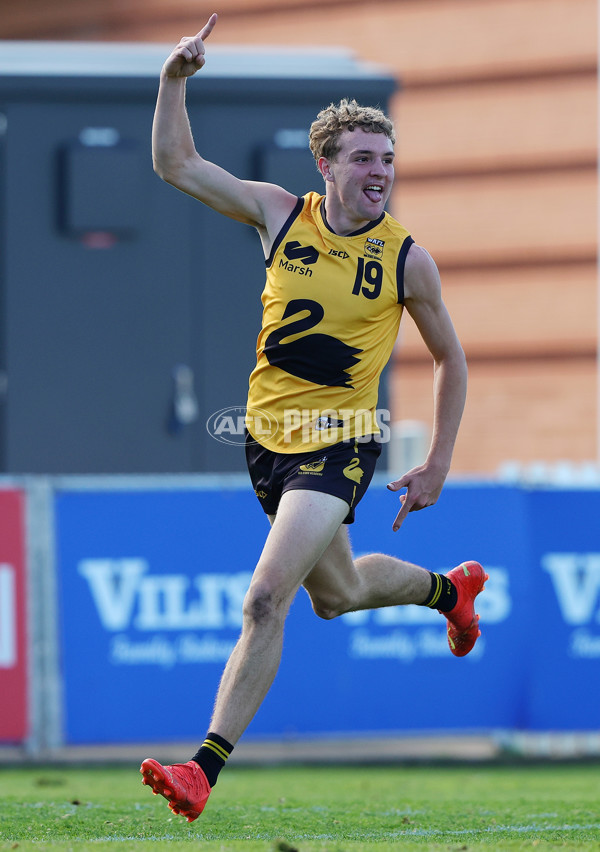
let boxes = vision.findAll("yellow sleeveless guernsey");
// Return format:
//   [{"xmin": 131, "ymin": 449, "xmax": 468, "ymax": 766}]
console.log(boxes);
[{"xmin": 246, "ymin": 191, "xmax": 414, "ymax": 453}]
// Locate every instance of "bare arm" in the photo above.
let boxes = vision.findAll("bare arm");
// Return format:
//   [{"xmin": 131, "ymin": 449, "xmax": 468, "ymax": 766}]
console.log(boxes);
[
  {"xmin": 387, "ymin": 243, "xmax": 467, "ymax": 531},
  {"xmin": 152, "ymin": 13, "xmax": 297, "ymax": 242}
]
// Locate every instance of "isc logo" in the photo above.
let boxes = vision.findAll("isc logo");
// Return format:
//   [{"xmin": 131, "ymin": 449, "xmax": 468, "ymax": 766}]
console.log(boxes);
[{"xmin": 0, "ymin": 564, "xmax": 16, "ymax": 668}]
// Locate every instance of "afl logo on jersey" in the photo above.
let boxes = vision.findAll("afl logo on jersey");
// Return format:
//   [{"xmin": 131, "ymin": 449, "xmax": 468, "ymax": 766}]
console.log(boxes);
[{"xmin": 364, "ymin": 237, "xmax": 385, "ymax": 259}]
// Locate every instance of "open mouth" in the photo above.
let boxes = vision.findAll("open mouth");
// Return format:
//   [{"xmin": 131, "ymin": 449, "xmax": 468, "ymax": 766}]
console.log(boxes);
[{"xmin": 364, "ymin": 184, "xmax": 384, "ymax": 203}]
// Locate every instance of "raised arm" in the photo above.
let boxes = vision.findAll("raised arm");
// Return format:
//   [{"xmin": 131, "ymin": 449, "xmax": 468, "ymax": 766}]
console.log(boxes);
[
  {"xmin": 387, "ymin": 244, "xmax": 468, "ymax": 531},
  {"xmin": 152, "ymin": 13, "xmax": 297, "ymax": 242}
]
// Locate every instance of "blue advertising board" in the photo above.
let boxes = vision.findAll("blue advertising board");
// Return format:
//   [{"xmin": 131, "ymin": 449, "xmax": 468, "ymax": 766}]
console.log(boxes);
[
  {"xmin": 55, "ymin": 488, "xmax": 261, "ymax": 744},
  {"xmin": 257, "ymin": 483, "xmax": 529, "ymax": 736},
  {"xmin": 54, "ymin": 482, "xmax": 600, "ymax": 744},
  {"xmin": 526, "ymin": 490, "xmax": 600, "ymax": 730}
]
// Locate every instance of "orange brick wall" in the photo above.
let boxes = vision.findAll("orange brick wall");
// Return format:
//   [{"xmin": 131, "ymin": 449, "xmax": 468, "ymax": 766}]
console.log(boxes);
[{"xmin": 2, "ymin": 0, "xmax": 598, "ymax": 474}]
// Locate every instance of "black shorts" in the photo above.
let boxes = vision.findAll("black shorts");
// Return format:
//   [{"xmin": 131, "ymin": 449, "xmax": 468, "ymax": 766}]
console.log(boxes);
[{"xmin": 245, "ymin": 431, "xmax": 382, "ymax": 524}]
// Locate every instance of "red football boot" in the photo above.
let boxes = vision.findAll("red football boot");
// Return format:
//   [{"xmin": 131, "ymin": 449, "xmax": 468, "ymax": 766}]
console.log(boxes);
[
  {"xmin": 441, "ymin": 561, "xmax": 488, "ymax": 657},
  {"xmin": 140, "ymin": 758, "xmax": 211, "ymax": 822}
]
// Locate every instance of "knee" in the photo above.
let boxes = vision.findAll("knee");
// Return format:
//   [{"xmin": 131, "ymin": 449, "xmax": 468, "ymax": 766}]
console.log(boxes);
[
  {"xmin": 309, "ymin": 590, "xmax": 350, "ymax": 621},
  {"xmin": 242, "ymin": 583, "xmax": 283, "ymax": 627},
  {"xmin": 312, "ymin": 603, "xmax": 338, "ymax": 621}
]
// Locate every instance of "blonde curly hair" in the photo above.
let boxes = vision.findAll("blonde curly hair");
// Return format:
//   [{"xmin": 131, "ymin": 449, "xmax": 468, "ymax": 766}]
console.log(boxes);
[{"xmin": 308, "ymin": 98, "xmax": 395, "ymax": 163}]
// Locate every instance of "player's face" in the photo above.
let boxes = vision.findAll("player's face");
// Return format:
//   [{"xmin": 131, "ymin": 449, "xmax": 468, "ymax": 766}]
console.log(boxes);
[{"xmin": 321, "ymin": 128, "xmax": 395, "ymax": 228}]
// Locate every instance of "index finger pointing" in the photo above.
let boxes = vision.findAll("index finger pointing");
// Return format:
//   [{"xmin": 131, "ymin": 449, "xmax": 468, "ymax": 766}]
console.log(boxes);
[
  {"xmin": 392, "ymin": 492, "xmax": 411, "ymax": 532},
  {"xmin": 197, "ymin": 12, "xmax": 218, "ymax": 41}
]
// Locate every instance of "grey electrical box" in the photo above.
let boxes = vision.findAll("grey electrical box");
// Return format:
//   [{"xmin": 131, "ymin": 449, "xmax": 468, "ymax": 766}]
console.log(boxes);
[
  {"xmin": 0, "ymin": 42, "xmax": 396, "ymax": 473},
  {"xmin": 58, "ymin": 131, "xmax": 143, "ymax": 238}
]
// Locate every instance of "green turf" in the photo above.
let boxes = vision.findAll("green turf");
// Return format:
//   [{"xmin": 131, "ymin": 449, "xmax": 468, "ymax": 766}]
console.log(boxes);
[{"xmin": 1, "ymin": 762, "xmax": 599, "ymax": 851}]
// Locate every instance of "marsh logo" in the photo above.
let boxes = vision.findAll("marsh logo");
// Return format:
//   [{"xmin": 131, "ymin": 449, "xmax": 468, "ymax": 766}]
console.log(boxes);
[
  {"xmin": 542, "ymin": 553, "xmax": 600, "ymax": 658},
  {"xmin": 206, "ymin": 405, "xmax": 278, "ymax": 446},
  {"xmin": 283, "ymin": 241, "xmax": 318, "ymax": 265},
  {"xmin": 280, "ymin": 242, "xmax": 319, "ymax": 277}
]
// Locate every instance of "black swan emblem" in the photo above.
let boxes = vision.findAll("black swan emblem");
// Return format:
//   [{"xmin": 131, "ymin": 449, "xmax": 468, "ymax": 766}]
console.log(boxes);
[{"xmin": 263, "ymin": 299, "xmax": 362, "ymax": 388}]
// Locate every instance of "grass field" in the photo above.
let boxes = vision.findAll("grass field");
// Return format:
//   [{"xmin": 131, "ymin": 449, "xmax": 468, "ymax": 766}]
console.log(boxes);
[{"xmin": 1, "ymin": 762, "xmax": 599, "ymax": 851}]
